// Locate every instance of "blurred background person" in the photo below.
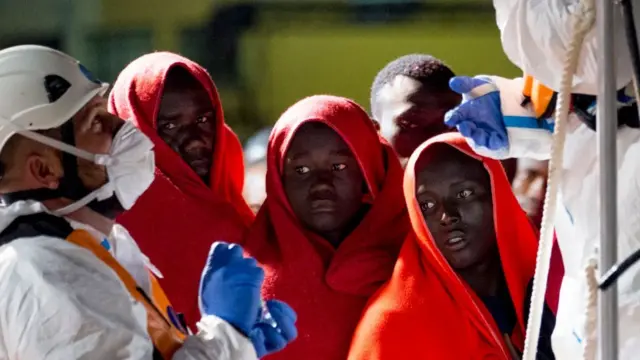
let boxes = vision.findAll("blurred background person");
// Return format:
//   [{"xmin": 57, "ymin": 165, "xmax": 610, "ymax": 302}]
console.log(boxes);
[
  {"xmin": 243, "ymin": 126, "xmax": 272, "ymax": 213},
  {"xmin": 512, "ymin": 158, "xmax": 548, "ymax": 228},
  {"xmin": 370, "ymin": 54, "xmax": 460, "ymax": 161}
]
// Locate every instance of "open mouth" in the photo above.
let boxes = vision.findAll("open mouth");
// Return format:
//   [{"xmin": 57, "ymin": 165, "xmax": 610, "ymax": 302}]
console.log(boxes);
[{"xmin": 445, "ymin": 230, "xmax": 468, "ymax": 251}]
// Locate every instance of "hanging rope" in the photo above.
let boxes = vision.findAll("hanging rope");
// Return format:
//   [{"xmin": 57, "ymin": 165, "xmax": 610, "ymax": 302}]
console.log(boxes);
[
  {"xmin": 521, "ymin": 0, "xmax": 597, "ymax": 358},
  {"xmin": 583, "ymin": 258, "xmax": 599, "ymax": 360}
]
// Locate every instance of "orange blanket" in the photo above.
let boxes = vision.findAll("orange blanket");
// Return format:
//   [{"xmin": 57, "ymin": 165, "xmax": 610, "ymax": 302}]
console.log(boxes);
[{"xmin": 349, "ymin": 133, "xmax": 560, "ymax": 359}]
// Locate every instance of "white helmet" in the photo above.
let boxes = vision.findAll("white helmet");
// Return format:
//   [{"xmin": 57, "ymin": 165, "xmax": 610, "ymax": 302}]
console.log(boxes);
[{"xmin": 0, "ymin": 45, "xmax": 109, "ymax": 153}]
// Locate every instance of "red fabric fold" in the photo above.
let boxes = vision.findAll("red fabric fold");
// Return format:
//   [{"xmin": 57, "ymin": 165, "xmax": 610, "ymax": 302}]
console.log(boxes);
[
  {"xmin": 244, "ymin": 95, "xmax": 409, "ymax": 360},
  {"xmin": 108, "ymin": 52, "xmax": 254, "ymax": 330},
  {"xmin": 348, "ymin": 133, "xmax": 561, "ymax": 359}
]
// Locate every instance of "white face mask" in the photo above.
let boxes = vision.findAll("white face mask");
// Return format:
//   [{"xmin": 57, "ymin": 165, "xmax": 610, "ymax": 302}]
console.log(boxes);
[{"xmin": 16, "ymin": 121, "xmax": 155, "ymax": 216}]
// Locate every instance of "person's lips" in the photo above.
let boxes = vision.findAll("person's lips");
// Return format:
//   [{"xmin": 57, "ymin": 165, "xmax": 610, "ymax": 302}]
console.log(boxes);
[
  {"xmin": 445, "ymin": 230, "xmax": 468, "ymax": 252},
  {"xmin": 310, "ymin": 199, "xmax": 337, "ymax": 214},
  {"xmin": 189, "ymin": 157, "xmax": 210, "ymax": 168}
]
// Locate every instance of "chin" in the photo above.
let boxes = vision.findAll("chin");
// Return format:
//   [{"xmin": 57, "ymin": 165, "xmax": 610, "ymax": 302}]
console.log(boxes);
[
  {"xmin": 306, "ymin": 213, "xmax": 342, "ymax": 233},
  {"xmin": 447, "ymin": 253, "xmax": 481, "ymax": 271}
]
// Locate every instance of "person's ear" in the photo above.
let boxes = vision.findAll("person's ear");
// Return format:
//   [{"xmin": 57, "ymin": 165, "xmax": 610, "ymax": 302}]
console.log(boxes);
[{"xmin": 26, "ymin": 151, "xmax": 61, "ymax": 189}]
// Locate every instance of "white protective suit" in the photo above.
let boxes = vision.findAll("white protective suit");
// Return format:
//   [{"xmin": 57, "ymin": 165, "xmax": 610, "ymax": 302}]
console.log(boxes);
[
  {"xmin": 0, "ymin": 200, "xmax": 258, "ymax": 360},
  {"xmin": 490, "ymin": 0, "xmax": 640, "ymax": 358}
]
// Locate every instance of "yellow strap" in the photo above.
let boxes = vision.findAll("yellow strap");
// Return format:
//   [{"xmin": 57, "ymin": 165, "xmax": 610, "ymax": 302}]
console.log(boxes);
[{"xmin": 66, "ymin": 230, "xmax": 185, "ymax": 358}]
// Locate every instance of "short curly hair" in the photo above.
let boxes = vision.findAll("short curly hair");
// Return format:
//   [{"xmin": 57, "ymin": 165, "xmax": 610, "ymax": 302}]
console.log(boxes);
[{"xmin": 370, "ymin": 54, "xmax": 457, "ymax": 118}]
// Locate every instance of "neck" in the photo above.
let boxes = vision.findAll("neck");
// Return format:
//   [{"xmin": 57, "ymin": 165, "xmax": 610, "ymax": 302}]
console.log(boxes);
[
  {"xmin": 458, "ymin": 251, "xmax": 503, "ymax": 297},
  {"xmin": 200, "ymin": 174, "xmax": 211, "ymax": 187},
  {"xmin": 43, "ymin": 198, "xmax": 115, "ymax": 236}
]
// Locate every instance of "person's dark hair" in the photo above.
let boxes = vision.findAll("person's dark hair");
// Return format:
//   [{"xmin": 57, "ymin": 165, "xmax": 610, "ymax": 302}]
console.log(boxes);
[{"xmin": 370, "ymin": 54, "xmax": 457, "ymax": 117}]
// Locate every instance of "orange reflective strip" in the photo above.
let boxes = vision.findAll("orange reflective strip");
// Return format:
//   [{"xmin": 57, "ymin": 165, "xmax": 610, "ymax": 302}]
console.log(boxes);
[
  {"xmin": 523, "ymin": 75, "xmax": 557, "ymax": 118},
  {"xmin": 66, "ymin": 230, "xmax": 184, "ymax": 359}
]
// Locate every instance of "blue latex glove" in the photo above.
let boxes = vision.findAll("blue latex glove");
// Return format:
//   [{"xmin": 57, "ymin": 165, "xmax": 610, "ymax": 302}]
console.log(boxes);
[
  {"xmin": 444, "ymin": 76, "xmax": 509, "ymax": 151},
  {"xmin": 199, "ymin": 242, "xmax": 265, "ymax": 336},
  {"xmin": 250, "ymin": 300, "xmax": 298, "ymax": 358}
]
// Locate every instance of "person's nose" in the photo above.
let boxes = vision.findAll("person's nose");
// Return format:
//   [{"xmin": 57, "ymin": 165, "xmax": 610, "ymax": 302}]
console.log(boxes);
[
  {"xmin": 181, "ymin": 124, "xmax": 208, "ymax": 152},
  {"xmin": 309, "ymin": 169, "xmax": 336, "ymax": 195},
  {"xmin": 440, "ymin": 201, "xmax": 461, "ymax": 228}
]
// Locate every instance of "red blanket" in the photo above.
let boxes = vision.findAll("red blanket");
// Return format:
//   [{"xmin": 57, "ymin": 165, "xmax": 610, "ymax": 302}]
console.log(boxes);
[
  {"xmin": 108, "ymin": 52, "xmax": 254, "ymax": 329},
  {"xmin": 349, "ymin": 133, "xmax": 562, "ymax": 359},
  {"xmin": 244, "ymin": 95, "xmax": 409, "ymax": 360}
]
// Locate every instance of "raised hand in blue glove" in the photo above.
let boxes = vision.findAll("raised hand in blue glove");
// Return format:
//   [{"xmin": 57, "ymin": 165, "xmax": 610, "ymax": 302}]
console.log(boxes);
[
  {"xmin": 250, "ymin": 300, "xmax": 298, "ymax": 358},
  {"xmin": 199, "ymin": 242, "xmax": 265, "ymax": 336},
  {"xmin": 444, "ymin": 76, "xmax": 508, "ymax": 151}
]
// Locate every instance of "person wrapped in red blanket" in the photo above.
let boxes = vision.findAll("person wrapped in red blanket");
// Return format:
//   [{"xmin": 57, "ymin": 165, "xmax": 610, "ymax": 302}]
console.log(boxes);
[
  {"xmin": 108, "ymin": 52, "xmax": 254, "ymax": 330},
  {"xmin": 243, "ymin": 95, "xmax": 409, "ymax": 360},
  {"xmin": 348, "ymin": 133, "xmax": 561, "ymax": 359}
]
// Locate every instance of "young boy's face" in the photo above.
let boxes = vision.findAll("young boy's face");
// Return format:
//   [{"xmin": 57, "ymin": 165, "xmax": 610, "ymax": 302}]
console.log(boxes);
[
  {"xmin": 282, "ymin": 122, "xmax": 366, "ymax": 247},
  {"xmin": 375, "ymin": 75, "xmax": 458, "ymax": 159},
  {"xmin": 157, "ymin": 71, "xmax": 217, "ymax": 184},
  {"xmin": 415, "ymin": 146, "xmax": 497, "ymax": 270}
]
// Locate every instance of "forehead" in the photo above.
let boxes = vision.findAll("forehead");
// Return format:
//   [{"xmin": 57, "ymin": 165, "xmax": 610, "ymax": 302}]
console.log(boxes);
[
  {"xmin": 416, "ymin": 146, "xmax": 489, "ymax": 187},
  {"xmin": 286, "ymin": 122, "xmax": 350, "ymax": 155},
  {"xmin": 159, "ymin": 69, "xmax": 211, "ymax": 109}
]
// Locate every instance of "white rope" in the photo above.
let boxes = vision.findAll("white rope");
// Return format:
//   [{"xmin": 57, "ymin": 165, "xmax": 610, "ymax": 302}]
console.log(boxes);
[
  {"xmin": 583, "ymin": 258, "xmax": 599, "ymax": 360},
  {"xmin": 521, "ymin": 0, "xmax": 597, "ymax": 359}
]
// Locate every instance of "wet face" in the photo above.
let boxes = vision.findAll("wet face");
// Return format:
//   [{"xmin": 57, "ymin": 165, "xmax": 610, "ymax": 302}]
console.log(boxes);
[
  {"xmin": 283, "ymin": 122, "xmax": 366, "ymax": 246},
  {"xmin": 376, "ymin": 75, "xmax": 459, "ymax": 159},
  {"xmin": 415, "ymin": 146, "xmax": 497, "ymax": 270},
  {"xmin": 157, "ymin": 69, "xmax": 216, "ymax": 184}
]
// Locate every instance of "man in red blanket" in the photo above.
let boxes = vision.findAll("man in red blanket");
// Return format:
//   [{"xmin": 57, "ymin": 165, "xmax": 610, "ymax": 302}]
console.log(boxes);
[
  {"xmin": 243, "ymin": 95, "xmax": 410, "ymax": 360},
  {"xmin": 349, "ymin": 133, "xmax": 560, "ymax": 359},
  {"xmin": 108, "ymin": 52, "xmax": 255, "ymax": 330}
]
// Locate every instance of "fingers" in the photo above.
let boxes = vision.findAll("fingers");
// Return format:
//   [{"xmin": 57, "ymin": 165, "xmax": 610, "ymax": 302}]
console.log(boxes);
[
  {"xmin": 449, "ymin": 76, "xmax": 478, "ymax": 95},
  {"xmin": 444, "ymin": 104, "xmax": 471, "ymax": 128},
  {"xmin": 265, "ymin": 300, "xmax": 298, "ymax": 341},
  {"xmin": 488, "ymin": 131, "xmax": 508, "ymax": 150},
  {"xmin": 205, "ymin": 242, "xmax": 244, "ymax": 271},
  {"xmin": 223, "ymin": 262, "xmax": 265, "ymax": 285},
  {"xmin": 257, "ymin": 324, "xmax": 288, "ymax": 352},
  {"xmin": 265, "ymin": 299, "xmax": 298, "ymax": 323}
]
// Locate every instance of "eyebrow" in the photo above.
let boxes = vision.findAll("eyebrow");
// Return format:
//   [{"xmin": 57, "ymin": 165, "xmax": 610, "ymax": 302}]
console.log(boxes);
[
  {"xmin": 157, "ymin": 113, "xmax": 179, "ymax": 121},
  {"xmin": 331, "ymin": 148, "xmax": 353, "ymax": 157},
  {"xmin": 289, "ymin": 150, "xmax": 310, "ymax": 161}
]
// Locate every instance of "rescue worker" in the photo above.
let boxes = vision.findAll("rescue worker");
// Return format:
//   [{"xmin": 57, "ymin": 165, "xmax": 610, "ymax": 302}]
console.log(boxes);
[
  {"xmin": 442, "ymin": 1, "xmax": 640, "ymax": 358},
  {"xmin": 0, "ymin": 45, "xmax": 297, "ymax": 359}
]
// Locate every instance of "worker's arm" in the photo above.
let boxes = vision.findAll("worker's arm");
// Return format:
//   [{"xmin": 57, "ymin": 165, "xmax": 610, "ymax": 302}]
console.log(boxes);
[
  {"xmin": 0, "ymin": 237, "xmax": 270, "ymax": 360},
  {"xmin": 444, "ymin": 75, "xmax": 553, "ymax": 161},
  {"xmin": 173, "ymin": 316, "xmax": 257, "ymax": 360}
]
